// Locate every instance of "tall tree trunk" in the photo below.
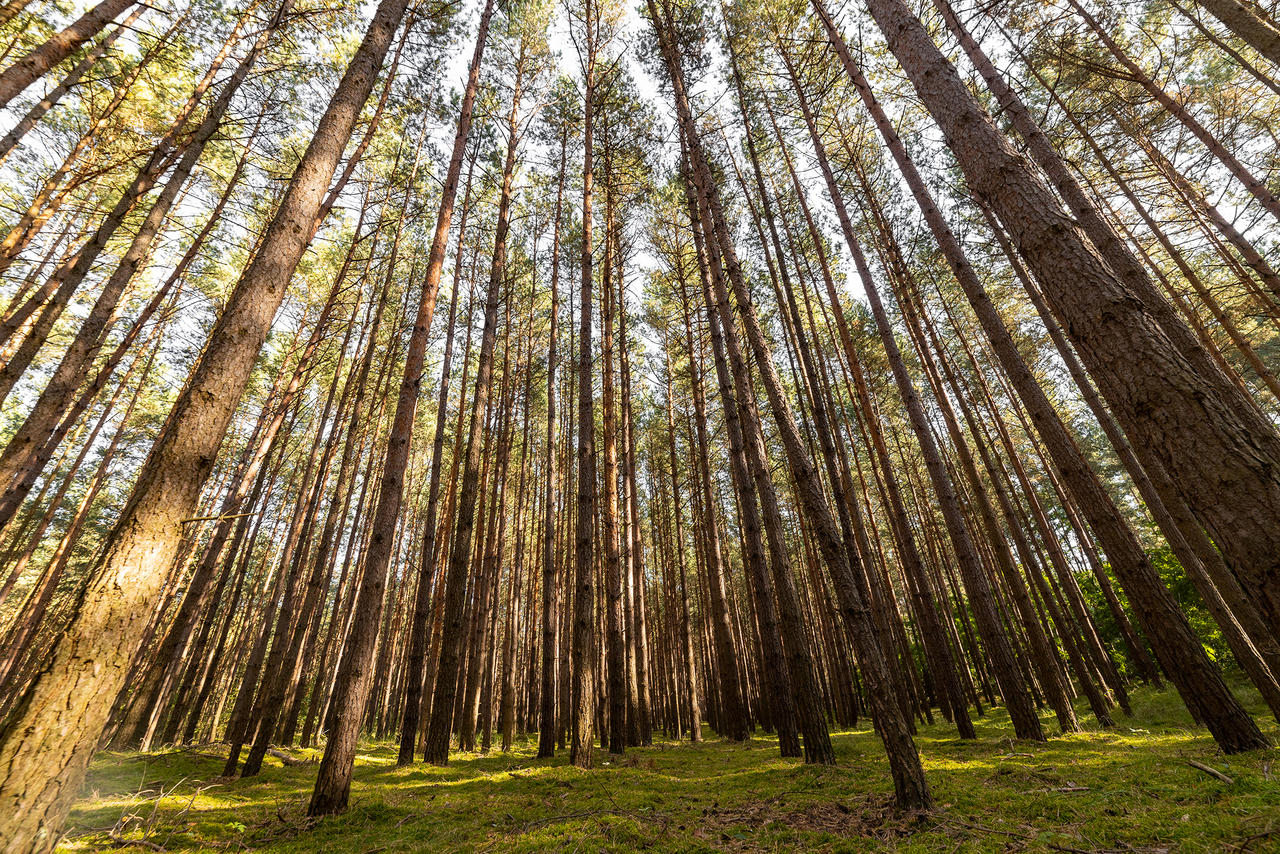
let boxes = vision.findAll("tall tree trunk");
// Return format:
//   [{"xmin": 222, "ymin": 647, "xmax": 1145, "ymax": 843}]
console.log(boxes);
[
  {"xmin": 676, "ymin": 244, "xmax": 751, "ymax": 745},
  {"xmin": 419, "ymin": 14, "xmax": 527, "ymax": 771},
  {"xmin": 537, "ymin": 121, "xmax": 567, "ymax": 759},
  {"xmin": 600, "ymin": 141, "xmax": 628, "ymax": 755},
  {"xmin": 662, "ymin": 359, "xmax": 701, "ymax": 743},
  {"xmin": 0, "ymin": 3, "xmax": 145, "ymax": 168},
  {"xmin": 570, "ymin": 0, "xmax": 599, "ymax": 769},
  {"xmin": 0, "ymin": 2, "xmax": 413, "ymax": 846},
  {"xmin": 618, "ymin": 292, "xmax": 652, "ymax": 746},
  {"xmin": 1195, "ymin": 0, "xmax": 1280, "ymax": 65},
  {"xmin": 680, "ymin": 165, "xmax": 812, "ymax": 756},
  {"xmin": 310, "ymin": 0, "xmax": 492, "ymax": 805},
  {"xmin": 785, "ymin": 42, "xmax": 1043, "ymax": 742},
  {"xmin": 648, "ymin": 0, "xmax": 930, "ymax": 808},
  {"xmin": 0, "ymin": 0, "xmax": 136, "ymax": 110},
  {"xmin": 847, "ymin": 0, "xmax": 1280, "ymax": 698},
  {"xmin": 909, "ymin": 0, "xmax": 1270, "ymax": 746},
  {"xmin": 398, "ymin": 144, "xmax": 480, "ymax": 765}
]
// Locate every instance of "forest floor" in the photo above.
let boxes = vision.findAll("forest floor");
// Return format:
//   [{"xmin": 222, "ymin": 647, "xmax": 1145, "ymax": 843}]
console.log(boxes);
[{"xmin": 59, "ymin": 683, "xmax": 1279, "ymax": 853}]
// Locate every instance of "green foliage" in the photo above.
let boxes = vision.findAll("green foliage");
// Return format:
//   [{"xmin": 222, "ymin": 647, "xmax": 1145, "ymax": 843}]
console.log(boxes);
[
  {"xmin": 1146, "ymin": 544, "xmax": 1232, "ymax": 665},
  {"xmin": 1077, "ymin": 544, "xmax": 1233, "ymax": 674}
]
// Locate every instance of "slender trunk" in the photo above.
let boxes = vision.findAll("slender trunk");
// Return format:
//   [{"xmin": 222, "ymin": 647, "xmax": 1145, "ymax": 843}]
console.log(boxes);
[
  {"xmin": 537, "ymin": 123, "xmax": 567, "ymax": 759},
  {"xmin": 599, "ymin": 143, "xmax": 627, "ymax": 755},
  {"xmin": 0, "ymin": 4, "xmax": 145, "ymax": 168},
  {"xmin": 0, "ymin": 0, "xmax": 136, "ymax": 110},
  {"xmin": 1066, "ymin": 0, "xmax": 1280, "ymax": 221},
  {"xmin": 880, "ymin": 2, "xmax": 1267, "ymax": 749},
  {"xmin": 789, "ymin": 43, "xmax": 1043, "ymax": 742},
  {"xmin": 398, "ymin": 144, "xmax": 479, "ymax": 765},
  {"xmin": 570, "ymin": 0, "xmax": 598, "ymax": 768},
  {"xmin": 619, "ymin": 297, "xmax": 651, "ymax": 745},
  {"xmin": 661, "ymin": 366, "xmax": 701, "ymax": 743}
]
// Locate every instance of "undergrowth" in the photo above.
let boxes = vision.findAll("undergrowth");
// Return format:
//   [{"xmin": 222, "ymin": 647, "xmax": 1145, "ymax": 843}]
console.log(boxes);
[{"xmin": 58, "ymin": 682, "xmax": 1279, "ymax": 852}]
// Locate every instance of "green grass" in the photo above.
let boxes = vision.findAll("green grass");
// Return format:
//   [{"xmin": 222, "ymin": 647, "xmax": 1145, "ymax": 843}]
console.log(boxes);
[{"xmin": 59, "ymin": 683, "xmax": 1279, "ymax": 852}]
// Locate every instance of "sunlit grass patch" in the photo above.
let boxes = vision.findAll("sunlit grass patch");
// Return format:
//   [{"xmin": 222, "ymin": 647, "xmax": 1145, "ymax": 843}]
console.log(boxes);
[{"xmin": 59, "ymin": 681, "xmax": 1279, "ymax": 852}]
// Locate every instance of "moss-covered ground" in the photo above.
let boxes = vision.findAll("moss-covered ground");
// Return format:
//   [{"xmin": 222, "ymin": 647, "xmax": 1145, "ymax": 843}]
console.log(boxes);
[{"xmin": 58, "ymin": 683, "xmax": 1279, "ymax": 852}]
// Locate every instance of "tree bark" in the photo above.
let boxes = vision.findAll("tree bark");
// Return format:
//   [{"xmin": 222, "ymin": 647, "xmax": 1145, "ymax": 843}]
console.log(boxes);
[
  {"xmin": 0, "ymin": 0, "xmax": 136, "ymax": 110},
  {"xmin": 1196, "ymin": 0, "xmax": 1280, "ymax": 65}
]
